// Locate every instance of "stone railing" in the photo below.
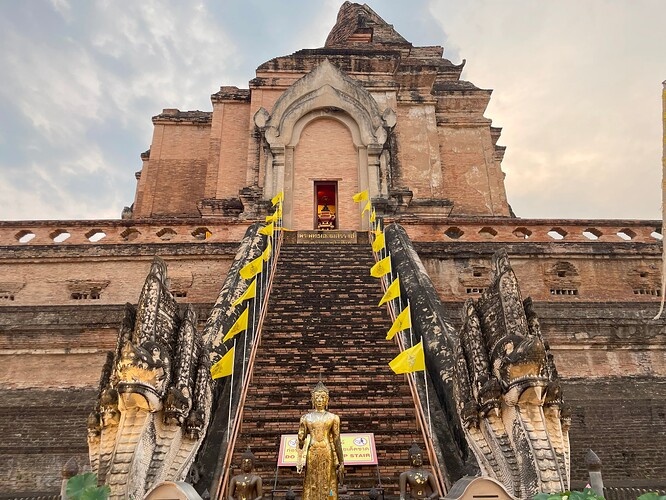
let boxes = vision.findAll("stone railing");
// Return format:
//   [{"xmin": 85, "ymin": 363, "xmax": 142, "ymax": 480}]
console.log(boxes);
[
  {"xmin": 0, "ymin": 217, "xmax": 661, "ymax": 246},
  {"xmin": 0, "ymin": 219, "xmax": 253, "ymax": 247},
  {"xmin": 392, "ymin": 217, "xmax": 663, "ymax": 244}
]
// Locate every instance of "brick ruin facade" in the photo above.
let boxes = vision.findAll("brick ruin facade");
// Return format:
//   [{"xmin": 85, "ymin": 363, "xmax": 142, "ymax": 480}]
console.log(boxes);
[{"xmin": 0, "ymin": 2, "xmax": 664, "ymax": 497}]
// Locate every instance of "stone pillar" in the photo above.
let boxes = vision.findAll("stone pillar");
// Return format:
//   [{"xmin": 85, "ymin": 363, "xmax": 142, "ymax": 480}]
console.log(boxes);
[{"xmin": 585, "ymin": 449, "xmax": 604, "ymax": 498}]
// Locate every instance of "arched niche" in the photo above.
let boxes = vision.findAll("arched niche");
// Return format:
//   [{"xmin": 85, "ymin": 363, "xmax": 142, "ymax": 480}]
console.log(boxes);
[{"xmin": 255, "ymin": 59, "xmax": 396, "ymax": 229}]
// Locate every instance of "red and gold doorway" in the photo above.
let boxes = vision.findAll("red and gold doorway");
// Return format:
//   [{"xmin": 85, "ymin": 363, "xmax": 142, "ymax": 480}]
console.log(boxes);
[{"xmin": 314, "ymin": 181, "xmax": 338, "ymax": 230}]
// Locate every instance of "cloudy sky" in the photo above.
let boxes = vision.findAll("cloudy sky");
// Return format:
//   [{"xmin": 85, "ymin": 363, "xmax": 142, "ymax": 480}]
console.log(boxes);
[{"xmin": 0, "ymin": 0, "xmax": 664, "ymax": 221}]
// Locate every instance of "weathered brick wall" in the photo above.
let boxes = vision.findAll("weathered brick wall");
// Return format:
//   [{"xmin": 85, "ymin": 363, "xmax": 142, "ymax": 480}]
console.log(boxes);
[
  {"xmin": 135, "ymin": 119, "xmax": 211, "ymax": 218},
  {"xmin": 564, "ymin": 378, "xmax": 666, "ymax": 485},
  {"xmin": 213, "ymin": 101, "xmax": 252, "ymax": 199},
  {"xmin": 416, "ymin": 241, "xmax": 661, "ymax": 304},
  {"xmin": 0, "ymin": 388, "xmax": 96, "ymax": 494},
  {"xmin": 292, "ymin": 118, "xmax": 360, "ymax": 230},
  {"xmin": 437, "ymin": 122, "xmax": 510, "ymax": 217},
  {"xmin": 0, "ymin": 244, "xmax": 235, "ymax": 306},
  {"xmin": 393, "ymin": 104, "xmax": 443, "ymax": 199}
]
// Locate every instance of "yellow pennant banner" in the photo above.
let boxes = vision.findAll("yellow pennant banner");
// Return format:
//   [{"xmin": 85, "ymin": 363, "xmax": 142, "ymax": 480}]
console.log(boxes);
[
  {"xmin": 210, "ymin": 346, "xmax": 235, "ymax": 379},
  {"xmin": 370, "ymin": 255, "xmax": 391, "ymax": 278},
  {"xmin": 259, "ymin": 222, "xmax": 274, "ymax": 236},
  {"xmin": 262, "ymin": 240, "xmax": 272, "ymax": 262},
  {"xmin": 223, "ymin": 307, "xmax": 249, "ymax": 342},
  {"xmin": 386, "ymin": 304, "xmax": 411, "ymax": 340},
  {"xmin": 272, "ymin": 191, "xmax": 284, "ymax": 205},
  {"xmin": 232, "ymin": 278, "xmax": 257, "ymax": 307},
  {"xmin": 362, "ymin": 200, "xmax": 371, "ymax": 215},
  {"xmin": 378, "ymin": 276, "xmax": 400, "ymax": 307},
  {"xmin": 370, "ymin": 208, "xmax": 376, "ymax": 223},
  {"xmin": 352, "ymin": 190, "xmax": 368, "ymax": 202},
  {"xmin": 240, "ymin": 254, "xmax": 264, "ymax": 280},
  {"xmin": 372, "ymin": 231, "xmax": 385, "ymax": 253},
  {"xmin": 389, "ymin": 340, "xmax": 425, "ymax": 374}
]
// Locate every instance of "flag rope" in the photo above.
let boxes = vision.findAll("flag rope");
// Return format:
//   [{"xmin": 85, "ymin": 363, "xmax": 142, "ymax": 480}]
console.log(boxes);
[
  {"xmin": 367, "ymin": 215, "xmax": 447, "ymax": 496},
  {"xmin": 217, "ymin": 201, "xmax": 284, "ymax": 500}
]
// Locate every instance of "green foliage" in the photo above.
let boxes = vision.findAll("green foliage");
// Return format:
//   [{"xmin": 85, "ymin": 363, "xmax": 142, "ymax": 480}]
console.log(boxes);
[
  {"xmin": 66, "ymin": 473, "xmax": 110, "ymax": 500},
  {"xmin": 534, "ymin": 488, "xmax": 605, "ymax": 500},
  {"xmin": 637, "ymin": 494, "xmax": 666, "ymax": 500}
]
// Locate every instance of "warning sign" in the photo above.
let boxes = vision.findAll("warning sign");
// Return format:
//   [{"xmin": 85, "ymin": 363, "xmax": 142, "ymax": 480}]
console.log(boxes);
[{"xmin": 277, "ymin": 433, "xmax": 377, "ymax": 466}]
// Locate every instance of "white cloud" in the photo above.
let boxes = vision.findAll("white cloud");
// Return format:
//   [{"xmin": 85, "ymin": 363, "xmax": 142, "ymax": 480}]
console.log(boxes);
[
  {"xmin": 428, "ymin": 0, "xmax": 665, "ymax": 219},
  {"xmin": 0, "ymin": 1, "xmax": 664, "ymax": 221}
]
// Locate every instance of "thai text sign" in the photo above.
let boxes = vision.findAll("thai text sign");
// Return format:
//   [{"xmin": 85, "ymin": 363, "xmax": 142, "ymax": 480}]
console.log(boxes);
[
  {"xmin": 277, "ymin": 433, "xmax": 377, "ymax": 466},
  {"xmin": 297, "ymin": 230, "xmax": 357, "ymax": 244}
]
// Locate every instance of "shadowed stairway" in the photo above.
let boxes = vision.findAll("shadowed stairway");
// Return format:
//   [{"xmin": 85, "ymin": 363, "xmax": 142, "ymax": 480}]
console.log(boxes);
[{"xmin": 230, "ymin": 240, "xmax": 426, "ymax": 497}]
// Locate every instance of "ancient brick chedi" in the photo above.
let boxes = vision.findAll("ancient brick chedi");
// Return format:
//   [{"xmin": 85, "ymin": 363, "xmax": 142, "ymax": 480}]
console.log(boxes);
[
  {"xmin": 0, "ymin": 1, "xmax": 664, "ymax": 497},
  {"xmin": 129, "ymin": 2, "xmax": 510, "ymax": 225}
]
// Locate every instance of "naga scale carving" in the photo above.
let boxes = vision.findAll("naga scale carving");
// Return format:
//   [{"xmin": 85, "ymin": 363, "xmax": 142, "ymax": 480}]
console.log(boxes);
[
  {"xmin": 87, "ymin": 257, "xmax": 212, "ymax": 499},
  {"xmin": 453, "ymin": 249, "xmax": 570, "ymax": 498}
]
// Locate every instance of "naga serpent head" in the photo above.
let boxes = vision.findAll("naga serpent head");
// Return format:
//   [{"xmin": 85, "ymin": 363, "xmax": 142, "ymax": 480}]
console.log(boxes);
[
  {"xmin": 185, "ymin": 408, "xmax": 205, "ymax": 439},
  {"xmin": 99, "ymin": 388, "xmax": 120, "ymax": 427},
  {"xmin": 495, "ymin": 333, "xmax": 548, "ymax": 398},
  {"xmin": 164, "ymin": 386, "xmax": 192, "ymax": 425},
  {"xmin": 117, "ymin": 340, "xmax": 172, "ymax": 403}
]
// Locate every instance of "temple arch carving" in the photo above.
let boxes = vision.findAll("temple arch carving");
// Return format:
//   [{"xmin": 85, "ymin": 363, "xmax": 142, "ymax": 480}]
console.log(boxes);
[{"xmin": 254, "ymin": 59, "xmax": 396, "ymax": 229}]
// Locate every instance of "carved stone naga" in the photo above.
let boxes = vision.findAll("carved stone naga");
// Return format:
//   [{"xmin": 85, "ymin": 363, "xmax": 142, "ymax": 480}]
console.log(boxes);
[
  {"xmin": 453, "ymin": 249, "xmax": 571, "ymax": 498},
  {"xmin": 87, "ymin": 257, "xmax": 212, "ymax": 499}
]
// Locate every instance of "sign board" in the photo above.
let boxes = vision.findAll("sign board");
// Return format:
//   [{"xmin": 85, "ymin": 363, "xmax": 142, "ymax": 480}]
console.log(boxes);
[
  {"xmin": 277, "ymin": 433, "xmax": 377, "ymax": 466},
  {"xmin": 296, "ymin": 230, "xmax": 357, "ymax": 244}
]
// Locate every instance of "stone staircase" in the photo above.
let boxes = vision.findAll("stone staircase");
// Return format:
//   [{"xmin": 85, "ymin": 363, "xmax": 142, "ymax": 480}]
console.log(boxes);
[{"xmin": 231, "ymin": 240, "xmax": 425, "ymax": 497}]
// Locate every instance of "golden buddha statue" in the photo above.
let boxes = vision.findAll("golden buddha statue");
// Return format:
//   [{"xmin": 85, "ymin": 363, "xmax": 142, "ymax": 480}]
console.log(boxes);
[
  {"xmin": 228, "ymin": 447, "xmax": 263, "ymax": 500},
  {"xmin": 399, "ymin": 443, "xmax": 438, "ymax": 500},
  {"xmin": 297, "ymin": 381, "xmax": 345, "ymax": 500}
]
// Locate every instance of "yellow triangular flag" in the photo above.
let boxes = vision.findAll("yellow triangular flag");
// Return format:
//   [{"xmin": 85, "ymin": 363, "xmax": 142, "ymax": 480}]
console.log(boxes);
[
  {"xmin": 240, "ymin": 254, "xmax": 264, "ymax": 280},
  {"xmin": 386, "ymin": 304, "xmax": 411, "ymax": 340},
  {"xmin": 362, "ymin": 200, "xmax": 371, "ymax": 215},
  {"xmin": 352, "ymin": 190, "xmax": 368, "ymax": 202},
  {"xmin": 378, "ymin": 277, "xmax": 400, "ymax": 307},
  {"xmin": 266, "ymin": 212, "xmax": 277, "ymax": 223},
  {"xmin": 223, "ymin": 307, "xmax": 249, "ymax": 342},
  {"xmin": 272, "ymin": 191, "xmax": 284, "ymax": 205},
  {"xmin": 372, "ymin": 230, "xmax": 385, "ymax": 252},
  {"xmin": 370, "ymin": 255, "xmax": 391, "ymax": 278},
  {"xmin": 262, "ymin": 240, "xmax": 272, "ymax": 262},
  {"xmin": 389, "ymin": 340, "xmax": 425, "ymax": 374},
  {"xmin": 370, "ymin": 209, "xmax": 376, "ymax": 223},
  {"xmin": 259, "ymin": 222, "xmax": 274, "ymax": 236},
  {"xmin": 210, "ymin": 346, "xmax": 235, "ymax": 379},
  {"xmin": 276, "ymin": 204, "xmax": 283, "ymax": 218},
  {"xmin": 232, "ymin": 278, "xmax": 257, "ymax": 307}
]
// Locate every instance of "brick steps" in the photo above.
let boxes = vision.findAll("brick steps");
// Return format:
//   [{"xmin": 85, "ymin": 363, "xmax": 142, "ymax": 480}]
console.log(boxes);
[{"xmin": 230, "ymin": 243, "xmax": 423, "ymax": 496}]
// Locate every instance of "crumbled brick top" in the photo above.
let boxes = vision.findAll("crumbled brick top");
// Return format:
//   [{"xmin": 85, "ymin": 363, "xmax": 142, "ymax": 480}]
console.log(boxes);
[
  {"xmin": 211, "ymin": 86, "xmax": 251, "ymax": 102},
  {"xmin": 325, "ymin": 2, "xmax": 410, "ymax": 48},
  {"xmin": 433, "ymin": 80, "xmax": 482, "ymax": 92},
  {"xmin": 152, "ymin": 109, "xmax": 212, "ymax": 124}
]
